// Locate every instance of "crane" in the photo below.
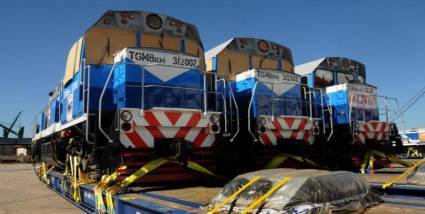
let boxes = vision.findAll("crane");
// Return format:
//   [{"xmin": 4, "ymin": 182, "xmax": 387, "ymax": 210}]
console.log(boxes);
[
  {"xmin": 0, "ymin": 111, "xmax": 24, "ymax": 139},
  {"xmin": 390, "ymin": 85, "xmax": 425, "ymax": 122}
]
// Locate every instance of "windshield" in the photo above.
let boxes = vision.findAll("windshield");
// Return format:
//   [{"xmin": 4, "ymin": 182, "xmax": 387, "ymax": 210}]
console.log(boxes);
[
  {"xmin": 337, "ymin": 72, "xmax": 354, "ymax": 84},
  {"xmin": 254, "ymin": 82, "xmax": 302, "ymax": 117},
  {"xmin": 357, "ymin": 75, "xmax": 365, "ymax": 83},
  {"xmin": 315, "ymin": 69, "xmax": 334, "ymax": 88}
]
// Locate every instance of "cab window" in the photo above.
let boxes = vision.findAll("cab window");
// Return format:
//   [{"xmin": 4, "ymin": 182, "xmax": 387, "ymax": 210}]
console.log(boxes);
[
  {"xmin": 357, "ymin": 75, "xmax": 365, "ymax": 83},
  {"xmin": 314, "ymin": 69, "xmax": 333, "ymax": 88},
  {"xmin": 337, "ymin": 72, "xmax": 354, "ymax": 84}
]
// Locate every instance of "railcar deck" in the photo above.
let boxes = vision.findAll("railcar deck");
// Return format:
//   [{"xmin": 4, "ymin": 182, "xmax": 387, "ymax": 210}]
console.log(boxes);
[{"xmin": 2, "ymin": 163, "xmax": 425, "ymax": 213}]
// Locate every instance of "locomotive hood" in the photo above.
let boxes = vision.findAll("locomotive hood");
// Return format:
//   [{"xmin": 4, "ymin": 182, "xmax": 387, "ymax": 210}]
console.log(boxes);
[
  {"xmin": 295, "ymin": 57, "xmax": 366, "ymax": 79},
  {"xmin": 88, "ymin": 10, "xmax": 202, "ymax": 43},
  {"xmin": 205, "ymin": 37, "xmax": 294, "ymax": 80},
  {"xmin": 205, "ymin": 37, "xmax": 293, "ymax": 63}
]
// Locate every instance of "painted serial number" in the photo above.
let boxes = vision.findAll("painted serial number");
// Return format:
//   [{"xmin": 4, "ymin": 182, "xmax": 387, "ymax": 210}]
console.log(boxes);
[{"xmin": 172, "ymin": 56, "xmax": 197, "ymax": 67}]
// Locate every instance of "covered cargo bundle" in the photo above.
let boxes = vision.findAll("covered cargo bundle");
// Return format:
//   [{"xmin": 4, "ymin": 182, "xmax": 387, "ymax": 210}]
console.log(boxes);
[
  {"xmin": 407, "ymin": 159, "xmax": 425, "ymax": 185},
  {"xmin": 206, "ymin": 169, "xmax": 381, "ymax": 213}
]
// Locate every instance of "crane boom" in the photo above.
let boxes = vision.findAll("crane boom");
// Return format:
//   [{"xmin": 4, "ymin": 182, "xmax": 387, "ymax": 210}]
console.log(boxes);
[
  {"xmin": 0, "ymin": 111, "xmax": 23, "ymax": 139},
  {"xmin": 391, "ymin": 86, "xmax": 425, "ymax": 121}
]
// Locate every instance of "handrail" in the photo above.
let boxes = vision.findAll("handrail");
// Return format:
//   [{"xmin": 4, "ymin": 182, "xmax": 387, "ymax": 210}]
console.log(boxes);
[
  {"xmin": 349, "ymin": 94, "xmax": 354, "ymax": 125},
  {"xmin": 203, "ymin": 73, "xmax": 207, "ymax": 116},
  {"xmin": 216, "ymin": 78, "xmax": 228, "ymax": 132},
  {"xmin": 271, "ymin": 83, "xmax": 275, "ymax": 121},
  {"xmin": 85, "ymin": 64, "xmax": 94, "ymax": 144},
  {"xmin": 227, "ymin": 79, "xmax": 240, "ymax": 142},
  {"xmin": 326, "ymin": 93, "xmax": 334, "ymax": 141},
  {"xmin": 98, "ymin": 62, "xmax": 117, "ymax": 143},
  {"xmin": 247, "ymin": 81, "xmax": 259, "ymax": 141}
]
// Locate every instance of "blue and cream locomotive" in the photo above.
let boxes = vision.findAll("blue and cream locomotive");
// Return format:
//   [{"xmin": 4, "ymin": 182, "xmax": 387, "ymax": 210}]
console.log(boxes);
[
  {"xmin": 32, "ymin": 10, "xmax": 236, "ymax": 182},
  {"xmin": 295, "ymin": 57, "xmax": 401, "ymax": 169},
  {"xmin": 206, "ymin": 38, "xmax": 321, "ymax": 170}
]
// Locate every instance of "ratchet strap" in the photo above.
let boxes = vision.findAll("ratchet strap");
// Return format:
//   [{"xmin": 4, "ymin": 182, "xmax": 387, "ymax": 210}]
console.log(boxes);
[
  {"xmin": 97, "ymin": 158, "xmax": 167, "ymax": 214},
  {"xmin": 382, "ymin": 158, "xmax": 425, "ymax": 189},
  {"xmin": 95, "ymin": 165, "xmax": 128, "ymax": 213},
  {"xmin": 242, "ymin": 176, "xmax": 292, "ymax": 214},
  {"xmin": 264, "ymin": 153, "xmax": 320, "ymax": 169},
  {"xmin": 96, "ymin": 157, "xmax": 220, "ymax": 214},
  {"xmin": 208, "ymin": 176, "xmax": 261, "ymax": 214}
]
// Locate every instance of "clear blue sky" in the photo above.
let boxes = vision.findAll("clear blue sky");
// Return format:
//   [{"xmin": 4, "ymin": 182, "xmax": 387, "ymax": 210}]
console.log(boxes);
[{"xmin": 0, "ymin": 0, "xmax": 424, "ymax": 137}]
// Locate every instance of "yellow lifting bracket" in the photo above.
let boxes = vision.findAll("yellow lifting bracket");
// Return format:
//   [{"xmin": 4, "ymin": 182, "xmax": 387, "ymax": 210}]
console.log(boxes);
[
  {"xmin": 264, "ymin": 153, "xmax": 320, "ymax": 169},
  {"xmin": 361, "ymin": 150, "xmax": 413, "ymax": 174},
  {"xmin": 407, "ymin": 147, "xmax": 422, "ymax": 158},
  {"xmin": 208, "ymin": 176, "xmax": 261, "ymax": 214},
  {"xmin": 242, "ymin": 176, "xmax": 292, "ymax": 214},
  {"xmin": 382, "ymin": 158, "xmax": 425, "ymax": 189},
  {"xmin": 360, "ymin": 152, "xmax": 372, "ymax": 174}
]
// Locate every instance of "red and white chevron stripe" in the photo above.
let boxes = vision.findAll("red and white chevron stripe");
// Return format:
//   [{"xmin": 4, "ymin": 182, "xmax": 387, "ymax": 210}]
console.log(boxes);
[
  {"xmin": 354, "ymin": 121, "xmax": 390, "ymax": 144},
  {"xmin": 119, "ymin": 108, "xmax": 219, "ymax": 148},
  {"xmin": 258, "ymin": 116, "xmax": 316, "ymax": 146}
]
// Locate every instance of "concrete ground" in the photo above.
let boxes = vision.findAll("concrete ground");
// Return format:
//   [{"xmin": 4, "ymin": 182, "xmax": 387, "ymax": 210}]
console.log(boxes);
[{"xmin": 0, "ymin": 164, "xmax": 81, "ymax": 214}]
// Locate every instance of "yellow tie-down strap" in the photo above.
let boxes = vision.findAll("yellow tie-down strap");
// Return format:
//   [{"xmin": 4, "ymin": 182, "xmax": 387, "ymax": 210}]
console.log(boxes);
[
  {"xmin": 186, "ymin": 161, "xmax": 224, "ymax": 180},
  {"xmin": 94, "ymin": 165, "xmax": 127, "ymax": 213},
  {"xmin": 96, "ymin": 157, "xmax": 221, "ymax": 214},
  {"xmin": 382, "ymin": 158, "xmax": 425, "ymax": 189},
  {"xmin": 242, "ymin": 176, "xmax": 292, "ymax": 214},
  {"xmin": 369, "ymin": 150, "xmax": 413, "ymax": 167},
  {"xmin": 99, "ymin": 158, "xmax": 168, "ymax": 214},
  {"xmin": 264, "ymin": 153, "xmax": 320, "ymax": 169},
  {"xmin": 208, "ymin": 176, "xmax": 261, "ymax": 214}
]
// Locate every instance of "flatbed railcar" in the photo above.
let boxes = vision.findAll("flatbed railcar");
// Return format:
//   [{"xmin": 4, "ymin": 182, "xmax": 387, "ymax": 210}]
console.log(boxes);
[{"xmin": 38, "ymin": 164, "xmax": 425, "ymax": 214}]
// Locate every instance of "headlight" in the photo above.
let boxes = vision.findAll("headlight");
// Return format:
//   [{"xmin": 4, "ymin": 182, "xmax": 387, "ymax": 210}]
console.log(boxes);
[
  {"xmin": 121, "ymin": 122, "xmax": 132, "ymax": 132},
  {"xmin": 313, "ymin": 120, "xmax": 319, "ymax": 127},
  {"xmin": 120, "ymin": 110, "xmax": 132, "ymax": 121},
  {"xmin": 258, "ymin": 117, "xmax": 267, "ymax": 126},
  {"xmin": 210, "ymin": 114, "xmax": 220, "ymax": 124}
]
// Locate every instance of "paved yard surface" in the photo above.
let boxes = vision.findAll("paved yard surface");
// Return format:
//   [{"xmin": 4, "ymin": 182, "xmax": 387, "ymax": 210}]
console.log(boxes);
[{"xmin": 0, "ymin": 164, "xmax": 81, "ymax": 214}]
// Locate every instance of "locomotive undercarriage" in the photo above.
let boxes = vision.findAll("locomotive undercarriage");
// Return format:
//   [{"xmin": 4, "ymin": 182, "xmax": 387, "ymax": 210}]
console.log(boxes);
[
  {"xmin": 313, "ymin": 124, "xmax": 402, "ymax": 170},
  {"xmin": 33, "ymin": 111, "xmax": 232, "ymax": 185}
]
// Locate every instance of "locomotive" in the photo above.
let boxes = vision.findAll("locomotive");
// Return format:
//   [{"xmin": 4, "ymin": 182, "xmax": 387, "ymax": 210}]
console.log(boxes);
[
  {"xmin": 205, "ymin": 38, "xmax": 322, "ymax": 171},
  {"xmin": 32, "ymin": 10, "xmax": 237, "ymax": 182},
  {"xmin": 295, "ymin": 57, "xmax": 402, "ymax": 169},
  {"xmin": 32, "ymin": 10, "xmax": 404, "ymax": 185}
]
